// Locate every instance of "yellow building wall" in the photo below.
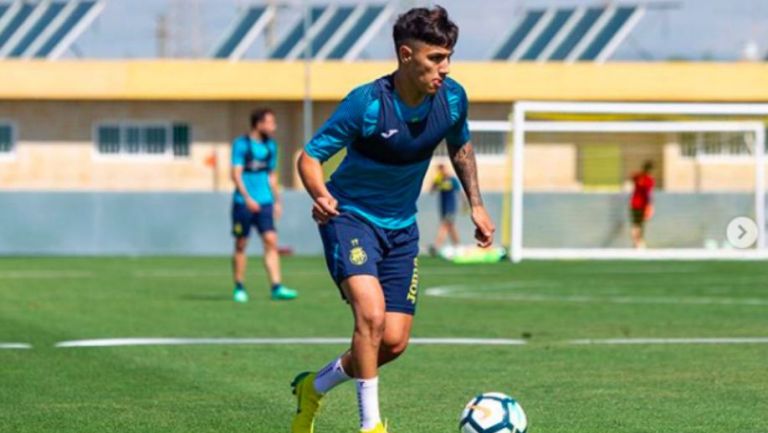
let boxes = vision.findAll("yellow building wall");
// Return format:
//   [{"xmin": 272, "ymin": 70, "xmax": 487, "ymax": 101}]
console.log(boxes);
[
  {"xmin": 0, "ymin": 101, "xmax": 258, "ymax": 191},
  {"xmin": 3, "ymin": 98, "xmax": 765, "ymax": 193},
  {"xmin": 663, "ymin": 140, "xmax": 767, "ymax": 192},
  {"xmin": 2, "ymin": 61, "xmax": 768, "ymax": 102},
  {"xmin": 1, "ymin": 59, "xmax": 767, "ymax": 193}
]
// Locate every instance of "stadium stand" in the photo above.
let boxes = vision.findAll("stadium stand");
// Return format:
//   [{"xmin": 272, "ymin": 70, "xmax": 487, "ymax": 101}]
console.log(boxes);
[
  {"xmin": 211, "ymin": 4, "xmax": 276, "ymax": 60},
  {"xmin": 491, "ymin": 4, "xmax": 645, "ymax": 62},
  {"xmin": 0, "ymin": 0, "xmax": 104, "ymax": 59},
  {"xmin": 212, "ymin": 2, "xmax": 394, "ymax": 61}
]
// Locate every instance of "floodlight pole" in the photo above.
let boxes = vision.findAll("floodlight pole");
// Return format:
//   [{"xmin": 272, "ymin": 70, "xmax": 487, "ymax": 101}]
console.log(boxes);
[{"xmin": 302, "ymin": 0, "xmax": 313, "ymax": 145}]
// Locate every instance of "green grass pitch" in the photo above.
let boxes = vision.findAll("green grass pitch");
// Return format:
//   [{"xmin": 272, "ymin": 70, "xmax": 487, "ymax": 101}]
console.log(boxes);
[{"xmin": 1, "ymin": 256, "xmax": 767, "ymax": 432}]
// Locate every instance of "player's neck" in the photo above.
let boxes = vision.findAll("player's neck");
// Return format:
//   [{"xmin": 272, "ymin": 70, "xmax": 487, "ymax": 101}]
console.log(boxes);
[
  {"xmin": 393, "ymin": 71, "xmax": 427, "ymax": 107},
  {"xmin": 249, "ymin": 131, "xmax": 266, "ymax": 142}
]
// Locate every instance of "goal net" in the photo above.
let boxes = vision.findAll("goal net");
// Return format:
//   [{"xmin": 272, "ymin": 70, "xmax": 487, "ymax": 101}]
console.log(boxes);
[{"xmin": 494, "ymin": 102, "xmax": 767, "ymax": 262}]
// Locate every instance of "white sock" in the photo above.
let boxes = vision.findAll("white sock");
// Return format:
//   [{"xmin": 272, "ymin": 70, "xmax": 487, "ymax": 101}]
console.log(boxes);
[
  {"xmin": 313, "ymin": 356, "xmax": 351, "ymax": 394},
  {"xmin": 357, "ymin": 377, "xmax": 381, "ymax": 431}
]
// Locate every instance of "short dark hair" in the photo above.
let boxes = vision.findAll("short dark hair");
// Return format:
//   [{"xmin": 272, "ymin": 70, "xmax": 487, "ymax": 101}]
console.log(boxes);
[
  {"xmin": 250, "ymin": 108, "xmax": 274, "ymax": 128},
  {"xmin": 643, "ymin": 160, "xmax": 654, "ymax": 172},
  {"xmin": 393, "ymin": 6, "xmax": 458, "ymax": 53}
]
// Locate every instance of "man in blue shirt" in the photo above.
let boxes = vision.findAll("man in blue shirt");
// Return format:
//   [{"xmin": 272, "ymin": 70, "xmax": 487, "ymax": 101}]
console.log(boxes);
[
  {"xmin": 431, "ymin": 163, "xmax": 462, "ymax": 252},
  {"xmin": 230, "ymin": 108, "xmax": 297, "ymax": 302},
  {"xmin": 291, "ymin": 7, "xmax": 494, "ymax": 433}
]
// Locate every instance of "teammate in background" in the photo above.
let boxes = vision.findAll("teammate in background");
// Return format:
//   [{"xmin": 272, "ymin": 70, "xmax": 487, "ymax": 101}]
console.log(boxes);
[
  {"xmin": 431, "ymin": 163, "xmax": 461, "ymax": 252},
  {"xmin": 629, "ymin": 160, "xmax": 655, "ymax": 249},
  {"xmin": 293, "ymin": 6, "xmax": 494, "ymax": 433},
  {"xmin": 230, "ymin": 108, "xmax": 298, "ymax": 302}
]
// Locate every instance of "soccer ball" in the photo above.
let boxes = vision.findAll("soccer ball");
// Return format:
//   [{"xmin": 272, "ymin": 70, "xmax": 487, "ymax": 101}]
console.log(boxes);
[{"xmin": 459, "ymin": 392, "xmax": 527, "ymax": 433}]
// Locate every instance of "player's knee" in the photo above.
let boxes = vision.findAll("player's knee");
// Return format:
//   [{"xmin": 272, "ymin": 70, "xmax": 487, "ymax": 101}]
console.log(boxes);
[
  {"xmin": 355, "ymin": 310, "xmax": 386, "ymax": 339},
  {"xmin": 382, "ymin": 338, "xmax": 409, "ymax": 359},
  {"xmin": 234, "ymin": 238, "xmax": 248, "ymax": 253},
  {"xmin": 262, "ymin": 232, "xmax": 278, "ymax": 250}
]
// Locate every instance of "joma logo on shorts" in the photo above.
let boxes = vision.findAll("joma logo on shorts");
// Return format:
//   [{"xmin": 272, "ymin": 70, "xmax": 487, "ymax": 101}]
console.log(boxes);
[{"xmin": 407, "ymin": 257, "xmax": 418, "ymax": 304}]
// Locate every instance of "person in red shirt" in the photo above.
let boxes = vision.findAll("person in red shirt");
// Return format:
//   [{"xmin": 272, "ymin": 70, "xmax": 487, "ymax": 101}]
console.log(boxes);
[{"xmin": 629, "ymin": 161, "xmax": 655, "ymax": 249}]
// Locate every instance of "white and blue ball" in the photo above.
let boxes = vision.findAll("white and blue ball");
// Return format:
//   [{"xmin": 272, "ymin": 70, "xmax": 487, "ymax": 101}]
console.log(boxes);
[{"xmin": 459, "ymin": 392, "xmax": 527, "ymax": 433}]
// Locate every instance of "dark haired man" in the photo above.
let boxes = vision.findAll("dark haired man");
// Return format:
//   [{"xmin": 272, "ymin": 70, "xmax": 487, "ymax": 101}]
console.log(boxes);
[
  {"xmin": 292, "ymin": 6, "xmax": 494, "ymax": 433},
  {"xmin": 230, "ymin": 108, "xmax": 297, "ymax": 302}
]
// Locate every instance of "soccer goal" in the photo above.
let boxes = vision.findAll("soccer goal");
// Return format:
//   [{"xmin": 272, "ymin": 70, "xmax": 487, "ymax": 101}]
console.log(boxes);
[{"xmin": 491, "ymin": 101, "xmax": 768, "ymax": 262}]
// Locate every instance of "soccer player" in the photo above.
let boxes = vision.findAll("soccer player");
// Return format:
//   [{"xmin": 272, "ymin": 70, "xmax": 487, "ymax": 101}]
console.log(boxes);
[
  {"xmin": 230, "ymin": 108, "xmax": 297, "ymax": 302},
  {"xmin": 629, "ymin": 160, "xmax": 655, "ymax": 249},
  {"xmin": 431, "ymin": 163, "xmax": 462, "ymax": 252},
  {"xmin": 292, "ymin": 6, "xmax": 494, "ymax": 433}
]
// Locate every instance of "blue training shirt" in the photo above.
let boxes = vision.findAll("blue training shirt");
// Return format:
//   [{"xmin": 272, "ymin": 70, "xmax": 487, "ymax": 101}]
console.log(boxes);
[
  {"xmin": 231, "ymin": 135, "xmax": 277, "ymax": 205},
  {"xmin": 305, "ymin": 74, "xmax": 470, "ymax": 229},
  {"xmin": 437, "ymin": 176, "xmax": 461, "ymax": 214}
]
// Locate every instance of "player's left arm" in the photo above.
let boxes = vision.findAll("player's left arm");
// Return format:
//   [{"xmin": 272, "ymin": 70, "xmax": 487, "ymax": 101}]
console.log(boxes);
[
  {"xmin": 445, "ymin": 83, "xmax": 495, "ymax": 247},
  {"xmin": 449, "ymin": 142, "xmax": 495, "ymax": 247},
  {"xmin": 267, "ymin": 141, "xmax": 282, "ymax": 219},
  {"xmin": 269, "ymin": 172, "xmax": 282, "ymax": 219}
]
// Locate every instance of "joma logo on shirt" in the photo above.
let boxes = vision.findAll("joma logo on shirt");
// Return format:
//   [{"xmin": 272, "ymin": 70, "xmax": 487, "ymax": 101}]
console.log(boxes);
[{"xmin": 380, "ymin": 129, "xmax": 398, "ymax": 139}]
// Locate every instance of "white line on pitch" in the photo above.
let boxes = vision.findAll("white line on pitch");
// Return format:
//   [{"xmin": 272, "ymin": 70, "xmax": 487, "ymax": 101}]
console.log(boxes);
[
  {"xmin": 131, "ymin": 268, "xmax": 507, "ymax": 278},
  {"xmin": 54, "ymin": 337, "xmax": 528, "ymax": 348},
  {"xmin": 570, "ymin": 337, "xmax": 768, "ymax": 345},
  {"xmin": 0, "ymin": 343, "xmax": 32, "ymax": 349},
  {"xmin": 52, "ymin": 337, "xmax": 768, "ymax": 349},
  {"xmin": 0, "ymin": 270, "xmax": 92, "ymax": 279},
  {"xmin": 425, "ymin": 286, "xmax": 768, "ymax": 306}
]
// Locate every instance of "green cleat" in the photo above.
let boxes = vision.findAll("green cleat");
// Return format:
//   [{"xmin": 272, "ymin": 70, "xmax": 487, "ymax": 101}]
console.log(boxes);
[
  {"xmin": 271, "ymin": 285, "xmax": 298, "ymax": 301},
  {"xmin": 233, "ymin": 288, "xmax": 249, "ymax": 303},
  {"xmin": 291, "ymin": 372, "xmax": 322, "ymax": 433}
]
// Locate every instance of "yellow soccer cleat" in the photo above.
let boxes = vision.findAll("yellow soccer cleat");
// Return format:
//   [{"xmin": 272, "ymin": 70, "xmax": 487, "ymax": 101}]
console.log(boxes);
[
  {"xmin": 360, "ymin": 422, "xmax": 390, "ymax": 433},
  {"xmin": 291, "ymin": 372, "xmax": 323, "ymax": 433}
]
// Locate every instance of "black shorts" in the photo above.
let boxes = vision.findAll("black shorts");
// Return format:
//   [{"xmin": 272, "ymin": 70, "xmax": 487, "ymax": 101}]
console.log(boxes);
[
  {"xmin": 232, "ymin": 202, "xmax": 275, "ymax": 238},
  {"xmin": 630, "ymin": 208, "xmax": 646, "ymax": 226},
  {"xmin": 318, "ymin": 212, "xmax": 420, "ymax": 315}
]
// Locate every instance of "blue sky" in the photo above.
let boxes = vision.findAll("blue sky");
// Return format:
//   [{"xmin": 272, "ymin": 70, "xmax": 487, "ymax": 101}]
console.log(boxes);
[{"xmin": 74, "ymin": 0, "xmax": 768, "ymax": 60}]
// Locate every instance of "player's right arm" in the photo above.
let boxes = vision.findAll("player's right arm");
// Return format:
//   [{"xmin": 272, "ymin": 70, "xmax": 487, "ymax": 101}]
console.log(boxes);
[
  {"xmin": 297, "ymin": 153, "xmax": 339, "ymax": 224},
  {"xmin": 231, "ymin": 139, "xmax": 260, "ymax": 212},
  {"xmin": 298, "ymin": 86, "xmax": 367, "ymax": 224}
]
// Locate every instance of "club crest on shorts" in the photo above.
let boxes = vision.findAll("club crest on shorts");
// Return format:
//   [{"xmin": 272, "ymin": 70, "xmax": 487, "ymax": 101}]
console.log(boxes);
[{"xmin": 349, "ymin": 238, "xmax": 368, "ymax": 266}]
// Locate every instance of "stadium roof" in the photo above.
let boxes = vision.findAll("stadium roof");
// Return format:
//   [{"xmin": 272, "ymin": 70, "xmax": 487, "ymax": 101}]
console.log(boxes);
[
  {"xmin": 0, "ymin": 0, "xmax": 104, "ymax": 59},
  {"xmin": 0, "ymin": 61, "xmax": 766, "ymax": 102},
  {"xmin": 212, "ymin": 3, "xmax": 394, "ymax": 61},
  {"xmin": 492, "ymin": 4, "xmax": 645, "ymax": 62}
]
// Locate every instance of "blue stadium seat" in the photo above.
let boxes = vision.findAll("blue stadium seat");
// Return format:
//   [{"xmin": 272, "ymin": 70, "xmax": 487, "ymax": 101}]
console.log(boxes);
[
  {"xmin": 309, "ymin": 5, "xmax": 355, "ymax": 57},
  {"xmin": 10, "ymin": 1, "xmax": 67, "ymax": 57},
  {"xmin": 327, "ymin": 5, "xmax": 384, "ymax": 60},
  {"xmin": 578, "ymin": 6, "xmax": 637, "ymax": 61},
  {"xmin": 0, "ymin": 2, "xmax": 35, "ymax": 51},
  {"xmin": 268, "ymin": 6, "xmax": 326, "ymax": 60},
  {"xmin": 213, "ymin": 6, "xmax": 268, "ymax": 59},
  {"xmin": 35, "ymin": 1, "xmax": 98, "ymax": 58},
  {"xmin": 520, "ymin": 8, "xmax": 575, "ymax": 61},
  {"xmin": 492, "ymin": 10, "xmax": 545, "ymax": 61},
  {"xmin": 0, "ymin": 3, "xmax": 10, "ymax": 21},
  {"xmin": 548, "ymin": 7, "xmax": 604, "ymax": 61}
]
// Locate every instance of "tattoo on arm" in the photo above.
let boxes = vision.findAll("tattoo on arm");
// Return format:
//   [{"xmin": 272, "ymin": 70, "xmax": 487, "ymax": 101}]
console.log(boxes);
[{"xmin": 449, "ymin": 142, "xmax": 483, "ymax": 207}]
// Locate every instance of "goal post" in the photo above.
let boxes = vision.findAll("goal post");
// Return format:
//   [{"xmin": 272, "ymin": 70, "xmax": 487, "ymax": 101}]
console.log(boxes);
[{"xmin": 505, "ymin": 101, "xmax": 768, "ymax": 262}]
